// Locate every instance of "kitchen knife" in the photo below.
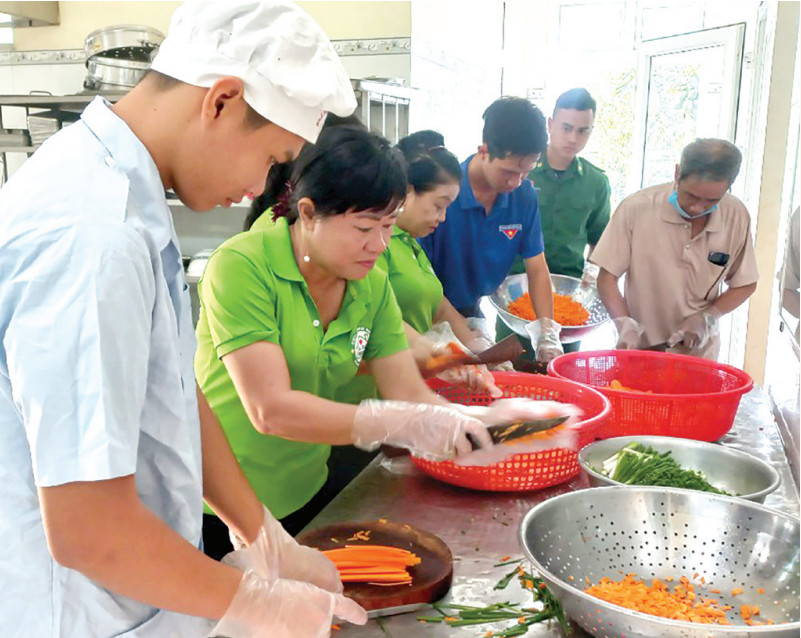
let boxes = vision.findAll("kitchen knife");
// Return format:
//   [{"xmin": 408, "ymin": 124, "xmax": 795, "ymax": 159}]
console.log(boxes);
[
  {"xmin": 421, "ymin": 335, "xmax": 524, "ymax": 377},
  {"xmin": 467, "ymin": 415, "xmax": 570, "ymax": 450}
]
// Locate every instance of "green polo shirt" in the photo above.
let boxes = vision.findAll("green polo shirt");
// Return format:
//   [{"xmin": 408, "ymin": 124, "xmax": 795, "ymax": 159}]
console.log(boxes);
[
  {"xmin": 508, "ymin": 155, "xmax": 611, "ymax": 278},
  {"xmin": 195, "ymin": 218, "xmax": 408, "ymax": 519},
  {"xmin": 375, "ymin": 226, "xmax": 444, "ymax": 334}
]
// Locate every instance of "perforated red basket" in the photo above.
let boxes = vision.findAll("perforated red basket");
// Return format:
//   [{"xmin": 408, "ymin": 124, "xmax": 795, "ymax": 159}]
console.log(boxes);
[
  {"xmin": 547, "ymin": 350, "xmax": 754, "ymax": 440},
  {"xmin": 410, "ymin": 372, "xmax": 610, "ymax": 492}
]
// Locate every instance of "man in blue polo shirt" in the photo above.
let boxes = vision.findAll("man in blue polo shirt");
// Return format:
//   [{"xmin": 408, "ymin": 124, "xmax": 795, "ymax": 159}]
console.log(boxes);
[{"xmin": 419, "ymin": 97, "xmax": 563, "ymax": 362}]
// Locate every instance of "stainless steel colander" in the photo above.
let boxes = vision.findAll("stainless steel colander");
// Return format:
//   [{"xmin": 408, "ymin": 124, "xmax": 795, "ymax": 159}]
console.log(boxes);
[
  {"xmin": 519, "ymin": 486, "xmax": 800, "ymax": 637},
  {"xmin": 489, "ymin": 273, "xmax": 609, "ymax": 343}
]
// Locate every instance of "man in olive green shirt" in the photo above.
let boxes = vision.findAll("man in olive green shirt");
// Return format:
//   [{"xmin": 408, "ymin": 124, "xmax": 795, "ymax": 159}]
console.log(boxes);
[{"xmin": 498, "ymin": 88, "xmax": 611, "ymax": 354}]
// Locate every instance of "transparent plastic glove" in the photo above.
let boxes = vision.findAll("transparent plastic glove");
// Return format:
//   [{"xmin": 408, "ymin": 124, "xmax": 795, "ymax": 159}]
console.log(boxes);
[
  {"xmin": 352, "ymin": 400, "xmax": 493, "ymax": 461},
  {"xmin": 209, "ymin": 568, "xmax": 367, "ymax": 638},
  {"xmin": 613, "ymin": 316, "xmax": 644, "ymax": 350},
  {"xmin": 464, "ymin": 333, "xmax": 515, "ymax": 372},
  {"xmin": 667, "ymin": 309, "xmax": 720, "ymax": 352},
  {"xmin": 408, "ymin": 333, "xmax": 439, "ymax": 370},
  {"xmin": 524, "ymin": 317, "xmax": 564, "ymax": 363},
  {"xmin": 452, "ymin": 399, "xmax": 582, "ymax": 467},
  {"xmin": 424, "ymin": 324, "xmax": 503, "ymax": 397},
  {"xmin": 436, "ymin": 362, "xmax": 503, "ymax": 398},
  {"xmin": 234, "ymin": 506, "xmax": 342, "ymax": 593},
  {"xmin": 580, "ymin": 262, "xmax": 600, "ymax": 288}
]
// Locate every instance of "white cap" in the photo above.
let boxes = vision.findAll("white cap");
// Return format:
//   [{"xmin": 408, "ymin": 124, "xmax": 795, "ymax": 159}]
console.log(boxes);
[{"xmin": 150, "ymin": 0, "xmax": 356, "ymax": 143}]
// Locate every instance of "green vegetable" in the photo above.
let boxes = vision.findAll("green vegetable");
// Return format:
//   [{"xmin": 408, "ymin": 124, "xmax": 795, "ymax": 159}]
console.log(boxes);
[
  {"xmin": 599, "ymin": 443, "xmax": 731, "ymax": 494},
  {"xmin": 418, "ymin": 564, "xmax": 570, "ymax": 636}
]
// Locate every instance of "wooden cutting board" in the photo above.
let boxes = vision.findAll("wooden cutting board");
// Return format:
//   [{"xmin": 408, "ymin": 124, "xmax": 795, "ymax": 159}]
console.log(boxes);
[{"xmin": 296, "ymin": 519, "xmax": 453, "ymax": 612}]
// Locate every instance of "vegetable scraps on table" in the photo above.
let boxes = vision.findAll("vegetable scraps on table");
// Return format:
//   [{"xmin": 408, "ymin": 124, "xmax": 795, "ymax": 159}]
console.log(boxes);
[
  {"xmin": 506, "ymin": 292, "xmax": 590, "ymax": 326},
  {"xmin": 418, "ymin": 561, "xmax": 569, "ymax": 636},
  {"xmin": 322, "ymin": 544, "xmax": 420, "ymax": 586},
  {"xmin": 597, "ymin": 442, "xmax": 732, "ymax": 494}
]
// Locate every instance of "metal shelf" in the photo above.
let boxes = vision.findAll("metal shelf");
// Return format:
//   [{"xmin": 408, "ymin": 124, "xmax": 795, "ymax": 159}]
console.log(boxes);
[{"xmin": 0, "ymin": 146, "xmax": 37, "ymax": 153}]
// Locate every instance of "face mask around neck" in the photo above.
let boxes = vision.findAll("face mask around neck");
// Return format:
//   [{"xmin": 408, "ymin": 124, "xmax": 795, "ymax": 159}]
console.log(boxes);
[{"xmin": 668, "ymin": 189, "xmax": 717, "ymax": 220}]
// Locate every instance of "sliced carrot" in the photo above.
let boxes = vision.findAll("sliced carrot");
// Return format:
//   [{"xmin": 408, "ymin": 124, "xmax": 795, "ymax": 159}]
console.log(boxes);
[
  {"xmin": 322, "ymin": 544, "xmax": 421, "ymax": 585},
  {"xmin": 732, "ymin": 587, "xmax": 743, "ymax": 596}
]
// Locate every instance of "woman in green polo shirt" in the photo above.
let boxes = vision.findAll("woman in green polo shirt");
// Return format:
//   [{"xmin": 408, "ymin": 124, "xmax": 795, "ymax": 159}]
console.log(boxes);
[
  {"xmin": 376, "ymin": 134, "xmax": 504, "ymax": 393},
  {"xmin": 195, "ymin": 126, "xmax": 498, "ymax": 557}
]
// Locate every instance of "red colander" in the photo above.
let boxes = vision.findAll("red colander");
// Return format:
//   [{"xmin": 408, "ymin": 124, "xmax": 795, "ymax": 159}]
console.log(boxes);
[
  {"xmin": 410, "ymin": 372, "xmax": 610, "ymax": 491},
  {"xmin": 547, "ymin": 350, "xmax": 754, "ymax": 440}
]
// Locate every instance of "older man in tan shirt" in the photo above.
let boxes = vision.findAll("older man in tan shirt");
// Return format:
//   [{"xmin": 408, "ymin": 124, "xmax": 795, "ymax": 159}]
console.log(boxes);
[{"xmin": 592, "ymin": 139, "xmax": 758, "ymax": 360}]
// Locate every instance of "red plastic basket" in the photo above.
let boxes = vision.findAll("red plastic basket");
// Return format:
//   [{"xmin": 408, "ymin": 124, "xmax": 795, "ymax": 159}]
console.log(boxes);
[
  {"xmin": 547, "ymin": 350, "xmax": 754, "ymax": 440},
  {"xmin": 411, "ymin": 372, "xmax": 610, "ymax": 491}
]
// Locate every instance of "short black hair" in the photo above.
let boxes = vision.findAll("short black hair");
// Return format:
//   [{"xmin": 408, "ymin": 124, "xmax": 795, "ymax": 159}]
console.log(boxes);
[
  {"xmin": 396, "ymin": 130, "xmax": 461, "ymax": 194},
  {"xmin": 272, "ymin": 126, "xmax": 407, "ymax": 222},
  {"xmin": 678, "ymin": 138, "xmax": 742, "ymax": 185},
  {"xmin": 245, "ymin": 113, "xmax": 365, "ymax": 229},
  {"xmin": 554, "ymin": 88, "xmax": 596, "ymax": 116},
  {"xmin": 482, "ymin": 97, "xmax": 548, "ymax": 159}
]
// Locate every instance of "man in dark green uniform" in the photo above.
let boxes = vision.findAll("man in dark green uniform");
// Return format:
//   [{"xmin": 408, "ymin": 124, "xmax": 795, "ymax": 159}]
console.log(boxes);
[{"xmin": 497, "ymin": 88, "xmax": 611, "ymax": 356}]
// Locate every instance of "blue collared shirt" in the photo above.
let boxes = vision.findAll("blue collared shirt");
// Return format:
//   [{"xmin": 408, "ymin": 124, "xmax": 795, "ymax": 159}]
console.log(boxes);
[
  {"xmin": 419, "ymin": 155, "xmax": 545, "ymax": 315},
  {"xmin": 0, "ymin": 98, "xmax": 210, "ymax": 637}
]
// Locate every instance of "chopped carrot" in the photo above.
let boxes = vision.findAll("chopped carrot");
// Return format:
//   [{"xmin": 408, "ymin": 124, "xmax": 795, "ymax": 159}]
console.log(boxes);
[
  {"xmin": 331, "ymin": 624, "xmax": 341, "ymax": 631},
  {"xmin": 757, "ymin": 587, "xmax": 764, "ymax": 594},
  {"xmin": 710, "ymin": 589, "xmax": 721, "ymax": 594},
  {"xmin": 585, "ymin": 574, "xmax": 733, "ymax": 625},
  {"xmin": 569, "ymin": 575, "xmax": 574, "ymax": 581},
  {"xmin": 518, "ymin": 616, "xmax": 526, "ymax": 624},
  {"xmin": 500, "ymin": 555, "xmax": 511, "ymax": 562},
  {"xmin": 484, "ymin": 632, "xmax": 493, "ymax": 638},
  {"xmin": 732, "ymin": 587, "xmax": 743, "ymax": 596},
  {"xmin": 507, "ymin": 292, "xmax": 590, "ymax": 326}
]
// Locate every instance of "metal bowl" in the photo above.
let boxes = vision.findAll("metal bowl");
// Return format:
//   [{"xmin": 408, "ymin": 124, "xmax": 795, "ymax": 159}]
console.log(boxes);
[
  {"xmin": 520, "ymin": 486, "xmax": 800, "ymax": 638},
  {"xmin": 489, "ymin": 273, "xmax": 609, "ymax": 343},
  {"xmin": 578, "ymin": 436, "xmax": 781, "ymax": 503},
  {"xmin": 84, "ymin": 24, "xmax": 165, "ymax": 61}
]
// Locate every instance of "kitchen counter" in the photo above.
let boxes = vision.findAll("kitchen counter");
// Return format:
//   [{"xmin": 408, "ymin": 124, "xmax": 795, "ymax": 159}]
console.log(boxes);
[{"xmin": 304, "ymin": 386, "xmax": 800, "ymax": 637}]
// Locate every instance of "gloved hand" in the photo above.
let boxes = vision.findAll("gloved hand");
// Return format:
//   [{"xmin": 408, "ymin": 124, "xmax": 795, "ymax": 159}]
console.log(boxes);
[
  {"xmin": 667, "ymin": 309, "xmax": 721, "ymax": 352},
  {"xmin": 408, "ymin": 333, "xmax": 440, "ymax": 371},
  {"xmin": 452, "ymin": 399, "xmax": 582, "ymax": 467},
  {"xmin": 613, "ymin": 316, "xmax": 644, "ymax": 349},
  {"xmin": 424, "ymin": 323, "xmax": 503, "ymax": 397},
  {"xmin": 352, "ymin": 400, "xmax": 493, "ymax": 461},
  {"xmin": 524, "ymin": 318, "xmax": 564, "ymax": 363},
  {"xmin": 463, "ymin": 332, "xmax": 515, "ymax": 372},
  {"xmin": 436, "ymin": 361, "xmax": 503, "ymax": 398},
  {"xmin": 580, "ymin": 262, "xmax": 600, "ymax": 288},
  {"xmin": 209, "ymin": 567, "xmax": 367, "ymax": 638},
  {"xmin": 230, "ymin": 506, "xmax": 342, "ymax": 593}
]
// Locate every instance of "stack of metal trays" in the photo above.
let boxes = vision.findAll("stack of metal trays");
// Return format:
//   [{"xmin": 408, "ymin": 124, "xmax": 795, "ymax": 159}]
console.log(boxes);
[{"xmin": 83, "ymin": 25, "xmax": 165, "ymax": 91}]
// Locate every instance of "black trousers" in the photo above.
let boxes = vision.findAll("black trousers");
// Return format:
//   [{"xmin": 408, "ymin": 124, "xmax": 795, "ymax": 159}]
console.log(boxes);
[{"xmin": 202, "ymin": 445, "xmax": 377, "ymax": 561}]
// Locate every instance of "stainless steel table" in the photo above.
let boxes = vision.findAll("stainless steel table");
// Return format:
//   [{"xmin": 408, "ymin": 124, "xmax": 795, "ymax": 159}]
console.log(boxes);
[{"xmin": 306, "ymin": 386, "xmax": 800, "ymax": 637}]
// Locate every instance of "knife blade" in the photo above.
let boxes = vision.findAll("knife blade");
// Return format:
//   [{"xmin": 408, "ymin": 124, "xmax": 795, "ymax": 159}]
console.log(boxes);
[
  {"xmin": 421, "ymin": 335, "xmax": 524, "ymax": 377},
  {"xmin": 467, "ymin": 415, "xmax": 570, "ymax": 450}
]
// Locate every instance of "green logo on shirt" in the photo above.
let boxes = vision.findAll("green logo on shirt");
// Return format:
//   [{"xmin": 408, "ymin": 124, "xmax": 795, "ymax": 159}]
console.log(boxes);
[{"xmin": 351, "ymin": 327, "xmax": 371, "ymax": 367}]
